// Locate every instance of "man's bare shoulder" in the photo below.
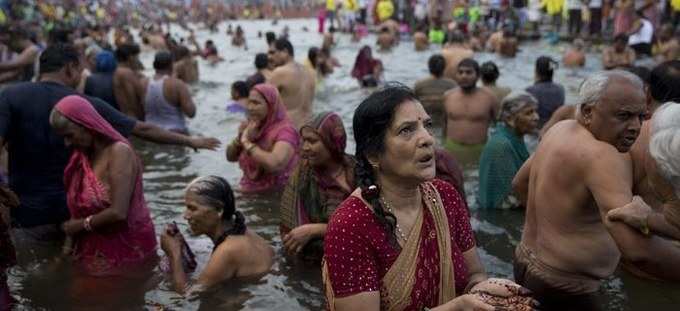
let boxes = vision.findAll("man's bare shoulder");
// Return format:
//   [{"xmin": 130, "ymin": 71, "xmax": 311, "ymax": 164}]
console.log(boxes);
[{"xmin": 443, "ymin": 87, "xmax": 462, "ymax": 99}]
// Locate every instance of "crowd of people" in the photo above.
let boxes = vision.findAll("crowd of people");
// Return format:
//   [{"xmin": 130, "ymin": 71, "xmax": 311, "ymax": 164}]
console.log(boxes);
[{"xmin": 0, "ymin": 0, "xmax": 679, "ymax": 310}]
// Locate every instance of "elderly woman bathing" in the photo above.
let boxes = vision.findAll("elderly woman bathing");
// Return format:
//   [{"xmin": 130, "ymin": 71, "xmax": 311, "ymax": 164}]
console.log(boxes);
[
  {"xmin": 323, "ymin": 85, "xmax": 537, "ymax": 310},
  {"xmin": 160, "ymin": 176, "xmax": 274, "ymax": 294},
  {"xmin": 50, "ymin": 95, "xmax": 157, "ymax": 277},
  {"xmin": 478, "ymin": 92, "xmax": 539, "ymax": 209}
]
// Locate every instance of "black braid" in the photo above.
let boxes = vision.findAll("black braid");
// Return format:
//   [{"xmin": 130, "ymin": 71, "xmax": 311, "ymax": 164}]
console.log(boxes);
[
  {"xmin": 355, "ymin": 157, "xmax": 399, "ymax": 249},
  {"xmin": 227, "ymin": 210, "xmax": 247, "ymax": 235}
]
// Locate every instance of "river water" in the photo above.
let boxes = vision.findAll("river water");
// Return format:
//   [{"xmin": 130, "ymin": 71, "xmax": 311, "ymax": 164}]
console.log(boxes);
[{"xmin": 8, "ymin": 18, "xmax": 680, "ymax": 310}]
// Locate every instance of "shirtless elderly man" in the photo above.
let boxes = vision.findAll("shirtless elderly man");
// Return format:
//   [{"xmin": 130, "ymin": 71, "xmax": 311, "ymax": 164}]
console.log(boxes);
[
  {"xmin": 443, "ymin": 58, "xmax": 498, "ymax": 164},
  {"xmin": 268, "ymin": 38, "xmax": 315, "ymax": 128},
  {"xmin": 607, "ymin": 61, "xmax": 680, "ymax": 245},
  {"xmin": 512, "ymin": 71, "xmax": 680, "ymax": 311}
]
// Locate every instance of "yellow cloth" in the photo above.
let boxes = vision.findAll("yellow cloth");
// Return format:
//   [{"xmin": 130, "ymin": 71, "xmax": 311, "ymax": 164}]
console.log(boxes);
[
  {"xmin": 345, "ymin": 0, "xmax": 359, "ymax": 11},
  {"xmin": 377, "ymin": 0, "xmax": 395, "ymax": 22},
  {"xmin": 326, "ymin": 0, "xmax": 336, "ymax": 11},
  {"xmin": 673, "ymin": 0, "xmax": 680, "ymax": 11},
  {"xmin": 541, "ymin": 0, "xmax": 564, "ymax": 15}
]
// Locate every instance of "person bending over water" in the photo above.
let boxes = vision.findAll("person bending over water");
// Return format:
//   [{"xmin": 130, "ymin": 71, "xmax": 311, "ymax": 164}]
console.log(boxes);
[
  {"xmin": 512, "ymin": 71, "xmax": 680, "ymax": 310},
  {"xmin": 160, "ymin": 176, "xmax": 274, "ymax": 295},
  {"xmin": 280, "ymin": 112, "xmax": 355, "ymax": 262},
  {"xmin": 226, "ymin": 84, "xmax": 299, "ymax": 193},
  {"xmin": 143, "ymin": 51, "xmax": 196, "ymax": 134},
  {"xmin": 351, "ymin": 46, "xmax": 383, "ymax": 88},
  {"xmin": 478, "ymin": 92, "xmax": 539, "ymax": 209},
  {"xmin": 50, "ymin": 95, "xmax": 157, "ymax": 277},
  {"xmin": 443, "ymin": 58, "xmax": 499, "ymax": 165},
  {"xmin": 323, "ymin": 84, "xmax": 537, "ymax": 310},
  {"xmin": 268, "ymin": 38, "xmax": 316, "ymax": 128}
]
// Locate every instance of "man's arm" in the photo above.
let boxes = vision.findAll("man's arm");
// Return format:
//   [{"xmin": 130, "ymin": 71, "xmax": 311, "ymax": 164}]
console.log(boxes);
[
  {"xmin": 588, "ymin": 149, "xmax": 680, "ymax": 280},
  {"xmin": 131, "ymin": 121, "xmax": 219, "ymax": 150},
  {"xmin": 512, "ymin": 154, "xmax": 533, "ymax": 207},
  {"xmin": 175, "ymin": 80, "xmax": 196, "ymax": 118},
  {"xmin": 0, "ymin": 46, "xmax": 38, "ymax": 72}
]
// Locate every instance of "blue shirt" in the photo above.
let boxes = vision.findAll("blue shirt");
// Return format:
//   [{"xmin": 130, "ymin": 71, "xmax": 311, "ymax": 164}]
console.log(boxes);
[{"xmin": 0, "ymin": 81, "xmax": 136, "ymax": 227}]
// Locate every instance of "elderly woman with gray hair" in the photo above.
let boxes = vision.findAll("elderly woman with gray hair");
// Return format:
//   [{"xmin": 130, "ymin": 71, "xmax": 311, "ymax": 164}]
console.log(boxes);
[
  {"xmin": 607, "ymin": 102, "xmax": 680, "ymax": 240},
  {"xmin": 477, "ymin": 91, "xmax": 539, "ymax": 209}
]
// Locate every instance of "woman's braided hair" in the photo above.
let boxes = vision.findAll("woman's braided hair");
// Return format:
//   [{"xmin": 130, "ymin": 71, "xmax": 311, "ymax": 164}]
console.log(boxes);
[
  {"xmin": 353, "ymin": 82, "xmax": 419, "ymax": 248},
  {"xmin": 186, "ymin": 176, "xmax": 246, "ymax": 236}
]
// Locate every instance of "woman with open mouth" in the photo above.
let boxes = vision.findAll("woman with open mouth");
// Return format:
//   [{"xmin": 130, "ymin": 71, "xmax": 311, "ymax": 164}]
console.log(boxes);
[{"xmin": 322, "ymin": 84, "xmax": 537, "ymax": 311}]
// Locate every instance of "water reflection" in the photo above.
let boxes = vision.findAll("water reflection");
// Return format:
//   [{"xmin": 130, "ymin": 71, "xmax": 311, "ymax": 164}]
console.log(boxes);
[{"xmin": 7, "ymin": 18, "xmax": 680, "ymax": 310}]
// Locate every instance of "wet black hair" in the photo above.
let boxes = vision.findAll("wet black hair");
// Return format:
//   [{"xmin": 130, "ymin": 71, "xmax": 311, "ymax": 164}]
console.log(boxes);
[
  {"xmin": 254, "ymin": 53, "xmax": 268, "ymax": 69},
  {"xmin": 187, "ymin": 176, "xmax": 245, "ymax": 236},
  {"xmin": 175, "ymin": 45, "xmax": 190, "ymax": 59},
  {"xmin": 274, "ymin": 38, "xmax": 294, "ymax": 57},
  {"xmin": 428, "ymin": 54, "xmax": 446, "ymax": 78},
  {"xmin": 265, "ymin": 31, "xmax": 277, "ymax": 45},
  {"xmin": 206, "ymin": 40, "xmax": 214, "ymax": 45},
  {"xmin": 353, "ymin": 83, "xmax": 419, "ymax": 248},
  {"xmin": 115, "ymin": 43, "xmax": 141, "ymax": 62},
  {"xmin": 650, "ymin": 60, "xmax": 680, "ymax": 103},
  {"xmin": 480, "ymin": 61, "xmax": 500, "ymax": 84},
  {"xmin": 153, "ymin": 51, "xmax": 173, "ymax": 71},
  {"xmin": 39, "ymin": 43, "xmax": 80, "ymax": 74},
  {"xmin": 458, "ymin": 58, "xmax": 480, "ymax": 75},
  {"xmin": 308, "ymin": 47, "xmax": 320, "ymax": 69},
  {"xmin": 48, "ymin": 27, "xmax": 71, "ymax": 44},
  {"xmin": 232, "ymin": 80, "xmax": 249, "ymax": 98},
  {"xmin": 535, "ymin": 56, "xmax": 557, "ymax": 82}
]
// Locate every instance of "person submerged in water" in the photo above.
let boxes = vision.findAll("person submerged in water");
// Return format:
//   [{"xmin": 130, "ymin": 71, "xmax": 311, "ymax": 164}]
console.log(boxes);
[{"xmin": 160, "ymin": 176, "xmax": 274, "ymax": 295}]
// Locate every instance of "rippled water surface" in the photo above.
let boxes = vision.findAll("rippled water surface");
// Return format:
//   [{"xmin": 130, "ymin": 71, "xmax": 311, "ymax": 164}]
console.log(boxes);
[{"xmin": 9, "ymin": 18, "xmax": 680, "ymax": 310}]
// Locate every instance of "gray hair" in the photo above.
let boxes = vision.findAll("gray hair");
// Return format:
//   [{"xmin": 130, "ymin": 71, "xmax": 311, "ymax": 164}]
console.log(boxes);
[
  {"xmin": 649, "ymin": 102, "xmax": 680, "ymax": 198},
  {"xmin": 49, "ymin": 107, "xmax": 73, "ymax": 131},
  {"xmin": 498, "ymin": 91, "xmax": 538, "ymax": 122},
  {"xmin": 576, "ymin": 70, "xmax": 644, "ymax": 116}
]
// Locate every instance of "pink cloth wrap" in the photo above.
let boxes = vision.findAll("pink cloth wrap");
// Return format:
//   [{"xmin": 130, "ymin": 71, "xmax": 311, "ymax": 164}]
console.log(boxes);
[
  {"xmin": 57, "ymin": 95, "xmax": 157, "ymax": 276},
  {"xmin": 238, "ymin": 84, "xmax": 299, "ymax": 193}
]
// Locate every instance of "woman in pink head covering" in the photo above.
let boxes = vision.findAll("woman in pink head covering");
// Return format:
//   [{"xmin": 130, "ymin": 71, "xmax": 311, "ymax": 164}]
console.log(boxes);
[
  {"xmin": 351, "ymin": 46, "xmax": 383, "ymax": 87},
  {"xmin": 226, "ymin": 83, "xmax": 300, "ymax": 193},
  {"xmin": 49, "ymin": 95, "xmax": 157, "ymax": 277}
]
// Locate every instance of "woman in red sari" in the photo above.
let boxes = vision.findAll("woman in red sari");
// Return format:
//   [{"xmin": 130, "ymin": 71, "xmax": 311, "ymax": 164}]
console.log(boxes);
[
  {"xmin": 323, "ymin": 85, "xmax": 536, "ymax": 311},
  {"xmin": 49, "ymin": 95, "xmax": 157, "ymax": 277}
]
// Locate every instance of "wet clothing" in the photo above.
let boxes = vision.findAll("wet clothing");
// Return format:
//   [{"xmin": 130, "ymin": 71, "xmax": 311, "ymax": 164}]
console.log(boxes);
[
  {"xmin": 514, "ymin": 244, "xmax": 603, "ymax": 311},
  {"xmin": 144, "ymin": 76, "xmax": 188, "ymax": 133},
  {"xmin": 84, "ymin": 73, "xmax": 118, "ymax": 110},
  {"xmin": 0, "ymin": 81, "xmax": 135, "ymax": 228},
  {"xmin": 526, "ymin": 81, "xmax": 565, "ymax": 127},
  {"xmin": 443, "ymin": 139, "xmax": 485, "ymax": 166},
  {"xmin": 280, "ymin": 112, "xmax": 355, "ymax": 261},
  {"xmin": 324, "ymin": 180, "xmax": 474, "ymax": 309},
  {"xmin": 238, "ymin": 84, "xmax": 299, "ymax": 193},
  {"xmin": 57, "ymin": 95, "xmax": 157, "ymax": 276},
  {"xmin": 478, "ymin": 125, "xmax": 529, "ymax": 209}
]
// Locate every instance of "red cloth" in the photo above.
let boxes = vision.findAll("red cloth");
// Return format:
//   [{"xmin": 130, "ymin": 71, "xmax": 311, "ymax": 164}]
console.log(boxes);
[
  {"xmin": 324, "ymin": 179, "xmax": 475, "ymax": 309},
  {"xmin": 351, "ymin": 46, "xmax": 381, "ymax": 80},
  {"xmin": 57, "ymin": 95, "xmax": 157, "ymax": 276},
  {"xmin": 238, "ymin": 84, "xmax": 299, "ymax": 193}
]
